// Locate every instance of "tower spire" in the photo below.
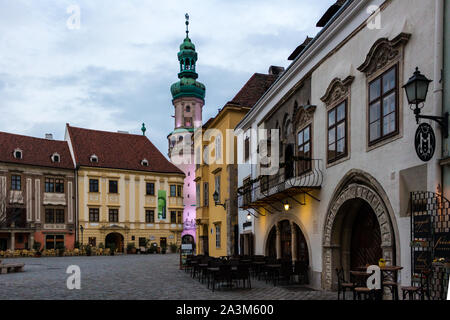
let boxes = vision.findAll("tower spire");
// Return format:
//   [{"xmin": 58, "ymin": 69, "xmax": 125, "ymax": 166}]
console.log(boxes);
[{"xmin": 185, "ymin": 13, "xmax": 190, "ymax": 38}]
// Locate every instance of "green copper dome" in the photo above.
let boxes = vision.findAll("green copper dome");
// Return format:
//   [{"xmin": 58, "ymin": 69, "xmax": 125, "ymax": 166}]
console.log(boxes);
[{"xmin": 170, "ymin": 15, "xmax": 205, "ymax": 101}]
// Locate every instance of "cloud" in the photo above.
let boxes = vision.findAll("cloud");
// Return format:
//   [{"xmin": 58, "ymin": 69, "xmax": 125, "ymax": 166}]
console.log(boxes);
[{"xmin": 0, "ymin": 0, "xmax": 333, "ymax": 156}]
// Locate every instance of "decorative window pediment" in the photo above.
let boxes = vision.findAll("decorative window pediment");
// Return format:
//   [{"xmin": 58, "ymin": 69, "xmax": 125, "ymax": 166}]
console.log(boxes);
[
  {"xmin": 357, "ymin": 32, "xmax": 411, "ymax": 77},
  {"xmin": 293, "ymin": 105, "xmax": 317, "ymax": 127},
  {"xmin": 320, "ymin": 76, "xmax": 355, "ymax": 106}
]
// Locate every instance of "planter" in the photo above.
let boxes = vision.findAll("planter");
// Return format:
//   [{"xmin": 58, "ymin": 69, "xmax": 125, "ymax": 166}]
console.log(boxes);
[{"xmin": 35, "ymin": 252, "xmax": 42, "ymax": 257}]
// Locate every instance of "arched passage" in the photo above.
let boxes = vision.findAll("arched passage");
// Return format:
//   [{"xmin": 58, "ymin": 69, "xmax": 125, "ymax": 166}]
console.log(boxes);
[
  {"xmin": 182, "ymin": 234, "xmax": 196, "ymax": 251},
  {"xmin": 322, "ymin": 172, "xmax": 398, "ymax": 290},
  {"xmin": 266, "ymin": 220, "xmax": 309, "ymax": 265},
  {"xmin": 105, "ymin": 232, "xmax": 124, "ymax": 253}
]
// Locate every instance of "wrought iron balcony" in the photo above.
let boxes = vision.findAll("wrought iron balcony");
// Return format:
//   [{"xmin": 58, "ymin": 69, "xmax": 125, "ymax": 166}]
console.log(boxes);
[{"xmin": 237, "ymin": 157, "xmax": 323, "ymax": 210}]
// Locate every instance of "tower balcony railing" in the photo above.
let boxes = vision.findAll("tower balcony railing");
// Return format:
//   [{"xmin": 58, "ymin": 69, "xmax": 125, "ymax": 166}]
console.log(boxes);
[{"xmin": 237, "ymin": 157, "xmax": 323, "ymax": 210}]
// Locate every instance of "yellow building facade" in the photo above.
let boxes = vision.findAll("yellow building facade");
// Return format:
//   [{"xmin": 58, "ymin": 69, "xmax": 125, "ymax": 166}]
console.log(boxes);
[
  {"xmin": 195, "ymin": 105, "xmax": 250, "ymax": 257},
  {"xmin": 65, "ymin": 125, "xmax": 185, "ymax": 253}
]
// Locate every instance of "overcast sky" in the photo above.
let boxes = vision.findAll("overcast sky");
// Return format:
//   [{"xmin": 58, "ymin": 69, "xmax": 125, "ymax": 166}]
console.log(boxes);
[{"xmin": 0, "ymin": 0, "xmax": 333, "ymax": 157}]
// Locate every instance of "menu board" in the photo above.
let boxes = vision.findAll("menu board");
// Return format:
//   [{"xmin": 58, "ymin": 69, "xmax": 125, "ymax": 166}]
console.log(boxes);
[
  {"xmin": 434, "ymin": 232, "xmax": 450, "ymax": 259},
  {"xmin": 180, "ymin": 243, "xmax": 194, "ymax": 270},
  {"xmin": 413, "ymin": 214, "xmax": 432, "ymax": 239},
  {"xmin": 413, "ymin": 250, "xmax": 432, "ymax": 274}
]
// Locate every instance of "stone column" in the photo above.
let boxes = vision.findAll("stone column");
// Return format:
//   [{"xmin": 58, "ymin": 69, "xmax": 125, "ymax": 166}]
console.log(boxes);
[
  {"xmin": 291, "ymin": 222, "xmax": 298, "ymax": 262},
  {"xmin": 276, "ymin": 223, "xmax": 281, "ymax": 260},
  {"xmin": 10, "ymin": 232, "xmax": 15, "ymax": 251}
]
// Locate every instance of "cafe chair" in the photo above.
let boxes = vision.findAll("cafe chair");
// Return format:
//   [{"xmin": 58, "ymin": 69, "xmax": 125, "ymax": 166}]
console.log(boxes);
[
  {"xmin": 335, "ymin": 268, "xmax": 355, "ymax": 300},
  {"xmin": 401, "ymin": 269, "xmax": 432, "ymax": 300}
]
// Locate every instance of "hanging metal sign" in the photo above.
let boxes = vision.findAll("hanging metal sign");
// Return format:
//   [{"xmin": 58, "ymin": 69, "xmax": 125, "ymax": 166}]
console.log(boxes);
[{"xmin": 415, "ymin": 123, "xmax": 435, "ymax": 162}]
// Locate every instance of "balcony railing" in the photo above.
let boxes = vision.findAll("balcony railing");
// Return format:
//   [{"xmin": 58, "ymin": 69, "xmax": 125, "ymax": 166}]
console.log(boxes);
[{"xmin": 237, "ymin": 157, "xmax": 323, "ymax": 209}]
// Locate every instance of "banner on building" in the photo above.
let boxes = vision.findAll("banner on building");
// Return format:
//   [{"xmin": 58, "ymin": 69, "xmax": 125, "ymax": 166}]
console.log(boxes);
[{"xmin": 158, "ymin": 190, "xmax": 166, "ymax": 220}]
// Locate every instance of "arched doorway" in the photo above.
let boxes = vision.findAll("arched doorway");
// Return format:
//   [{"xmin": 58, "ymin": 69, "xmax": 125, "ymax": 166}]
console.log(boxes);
[
  {"xmin": 266, "ymin": 220, "xmax": 309, "ymax": 265},
  {"xmin": 322, "ymin": 180, "xmax": 397, "ymax": 290},
  {"xmin": 182, "ymin": 235, "xmax": 196, "ymax": 251},
  {"xmin": 105, "ymin": 232, "xmax": 124, "ymax": 253}
]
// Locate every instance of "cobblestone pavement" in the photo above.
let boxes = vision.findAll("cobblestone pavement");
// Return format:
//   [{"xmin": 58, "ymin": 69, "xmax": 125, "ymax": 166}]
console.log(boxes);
[{"xmin": 0, "ymin": 254, "xmax": 336, "ymax": 300}]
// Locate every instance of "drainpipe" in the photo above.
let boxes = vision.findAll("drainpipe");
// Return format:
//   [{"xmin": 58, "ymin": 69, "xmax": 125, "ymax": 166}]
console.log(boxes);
[{"xmin": 433, "ymin": 0, "xmax": 445, "ymax": 196}]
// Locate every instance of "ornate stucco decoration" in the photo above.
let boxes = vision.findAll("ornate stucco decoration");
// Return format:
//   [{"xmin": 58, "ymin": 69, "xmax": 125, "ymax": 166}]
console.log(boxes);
[
  {"xmin": 320, "ymin": 76, "xmax": 355, "ymax": 106},
  {"xmin": 293, "ymin": 104, "xmax": 317, "ymax": 127},
  {"xmin": 357, "ymin": 32, "xmax": 411, "ymax": 77}
]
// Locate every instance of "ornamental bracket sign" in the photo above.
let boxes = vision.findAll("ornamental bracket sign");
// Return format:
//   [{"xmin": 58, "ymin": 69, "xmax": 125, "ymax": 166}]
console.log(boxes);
[{"xmin": 415, "ymin": 123, "xmax": 435, "ymax": 162}]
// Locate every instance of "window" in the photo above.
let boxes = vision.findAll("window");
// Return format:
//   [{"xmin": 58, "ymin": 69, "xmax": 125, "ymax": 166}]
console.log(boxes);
[
  {"xmin": 90, "ymin": 154, "xmax": 98, "ymax": 163},
  {"xmin": 243, "ymin": 178, "xmax": 252, "ymax": 205},
  {"xmin": 369, "ymin": 65, "xmax": 398, "ymax": 144},
  {"xmin": 184, "ymin": 117, "xmax": 192, "ymax": 127},
  {"xmin": 11, "ymin": 175, "xmax": 21, "ymax": 191},
  {"xmin": 328, "ymin": 101, "xmax": 347, "ymax": 163},
  {"xmin": 45, "ymin": 178, "xmax": 64, "ymax": 193},
  {"xmin": 89, "ymin": 208, "xmax": 100, "ymax": 222},
  {"xmin": 186, "ymin": 105, "xmax": 191, "ymax": 112},
  {"xmin": 146, "ymin": 182, "xmax": 155, "ymax": 196},
  {"xmin": 51, "ymin": 153, "xmax": 60, "ymax": 163},
  {"xmin": 203, "ymin": 182, "xmax": 209, "ymax": 207},
  {"xmin": 297, "ymin": 126, "xmax": 312, "ymax": 174},
  {"xmin": 89, "ymin": 179, "xmax": 99, "ymax": 193},
  {"xmin": 196, "ymin": 184, "xmax": 201, "ymax": 207},
  {"xmin": 215, "ymin": 134, "xmax": 222, "ymax": 161},
  {"xmin": 139, "ymin": 237, "xmax": 147, "ymax": 247},
  {"xmin": 46, "ymin": 235, "xmax": 64, "ymax": 250},
  {"xmin": 170, "ymin": 185, "xmax": 176, "ymax": 197},
  {"xmin": 215, "ymin": 224, "xmax": 221, "ymax": 248},
  {"xmin": 244, "ymin": 137, "xmax": 250, "ymax": 162},
  {"xmin": 177, "ymin": 211, "xmax": 182, "ymax": 224},
  {"xmin": 13, "ymin": 149, "xmax": 22, "ymax": 159},
  {"xmin": 141, "ymin": 159, "xmax": 149, "ymax": 167},
  {"xmin": 177, "ymin": 185, "xmax": 182, "ymax": 197},
  {"xmin": 88, "ymin": 237, "xmax": 96, "ymax": 247},
  {"xmin": 215, "ymin": 175, "xmax": 221, "ymax": 202},
  {"xmin": 109, "ymin": 209, "xmax": 119, "ymax": 222},
  {"xmin": 170, "ymin": 211, "xmax": 177, "ymax": 223},
  {"xmin": 146, "ymin": 210, "xmax": 155, "ymax": 223},
  {"xmin": 109, "ymin": 180, "xmax": 118, "ymax": 194},
  {"xmin": 45, "ymin": 208, "xmax": 65, "ymax": 224}
]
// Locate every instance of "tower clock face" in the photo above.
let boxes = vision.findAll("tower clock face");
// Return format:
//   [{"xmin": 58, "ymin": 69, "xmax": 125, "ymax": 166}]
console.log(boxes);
[{"xmin": 415, "ymin": 123, "xmax": 435, "ymax": 162}]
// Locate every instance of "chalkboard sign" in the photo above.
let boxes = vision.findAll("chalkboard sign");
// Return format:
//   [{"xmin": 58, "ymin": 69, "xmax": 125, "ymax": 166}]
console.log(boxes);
[
  {"xmin": 180, "ymin": 243, "xmax": 194, "ymax": 270},
  {"xmin": 413, "ymin": 214, "xmax": 432, "ymax": 239},
  {"xmin": 413, "ymin": 250, "xmax": 432, "ymax": 274},
  {"xmin": 434, "ymin": 232, "xmax": 450, "ymax": 259}
]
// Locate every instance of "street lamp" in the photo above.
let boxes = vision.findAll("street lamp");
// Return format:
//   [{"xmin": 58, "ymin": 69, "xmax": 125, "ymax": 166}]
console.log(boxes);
[
  {"xmin": 213, "ymin": 190, "xmax": 226, "ymax": 209},
  {"xmin": 283, "ymin": 201, "xmax": 290, "ymax": 212},
  {"xmin": 403, "ymin": 67, "xmax": 448, "ymax": 137},
  {"xmin": 79, "ymin": 225, "xmax": 84, "ymax": 246},
  {"xmin": 246, "ymin": 213, "xmax": 252, "ymax": 221}
]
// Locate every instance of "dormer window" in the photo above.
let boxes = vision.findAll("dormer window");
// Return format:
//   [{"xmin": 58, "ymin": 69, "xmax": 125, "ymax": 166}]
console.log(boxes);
[
  {"xmin": 90, "ymin": 154, "xmax": 98, "ymax": 163},
  {"xmin": 51, "ymin": 153, "xmax": 61, "ymax": 163},
  {"xmin": 13, "ymin": 149, "xmax": 23, "ymax": 159},
  {"xmin": 141, "ymin": 159, "xmax": 149, "ymax": 167}
]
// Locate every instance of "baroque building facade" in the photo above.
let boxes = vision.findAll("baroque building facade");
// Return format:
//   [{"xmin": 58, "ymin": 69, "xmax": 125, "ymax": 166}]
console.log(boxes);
[
  {"xmin": 66, "ymin": 125, "xmax": 185, "ymax": 252},
  {"xmin": 236, "ymin": 0, "xmax": 444, "ymax": 291}
]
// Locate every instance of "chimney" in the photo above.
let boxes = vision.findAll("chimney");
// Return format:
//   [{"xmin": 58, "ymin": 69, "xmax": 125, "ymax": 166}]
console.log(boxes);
[
  {"xmin": 268, "ymin": 66, "xmax": 285, "ymax": 76},
  {"xmin": 45, "ymin": 134, "xmax": 53, "ymax": 140}
]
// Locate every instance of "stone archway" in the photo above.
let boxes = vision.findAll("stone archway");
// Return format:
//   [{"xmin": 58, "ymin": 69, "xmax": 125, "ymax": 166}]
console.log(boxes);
[
  {"xmin": 105, "ymin": 232, "xmax": 124, "ymax": 253},
  {"xmin": 322, "ymin": 182, "xmax": 396, "ymax": 290}
]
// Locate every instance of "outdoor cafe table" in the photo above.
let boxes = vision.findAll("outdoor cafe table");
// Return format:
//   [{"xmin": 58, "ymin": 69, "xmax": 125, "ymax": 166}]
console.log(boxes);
[
  {"xmin": 198, "ymin": 264, "xmax": 209, "ymax": 282},
  {"xmin": 354, "ymin": 266, "xmax": 403, "ymax": 300}
]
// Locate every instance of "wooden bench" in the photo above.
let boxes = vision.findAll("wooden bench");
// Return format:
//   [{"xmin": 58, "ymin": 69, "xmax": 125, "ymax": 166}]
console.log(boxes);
[{"xmin": 0, "ymin": 263, "xmax": 25, "ymax": 274}]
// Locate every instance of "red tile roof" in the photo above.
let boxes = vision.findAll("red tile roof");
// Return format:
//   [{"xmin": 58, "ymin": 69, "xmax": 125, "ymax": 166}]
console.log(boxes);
[
  {"xmin": 228, "ymin": 73, "xmax": 279, "ymax": 108},
  {"xmin": 0, "ymin": 131, "xmax": 74, "ymax": 169},
  {"xmin": 66, "ymin": 125, "xmax": 184, "ymax": 175}
]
